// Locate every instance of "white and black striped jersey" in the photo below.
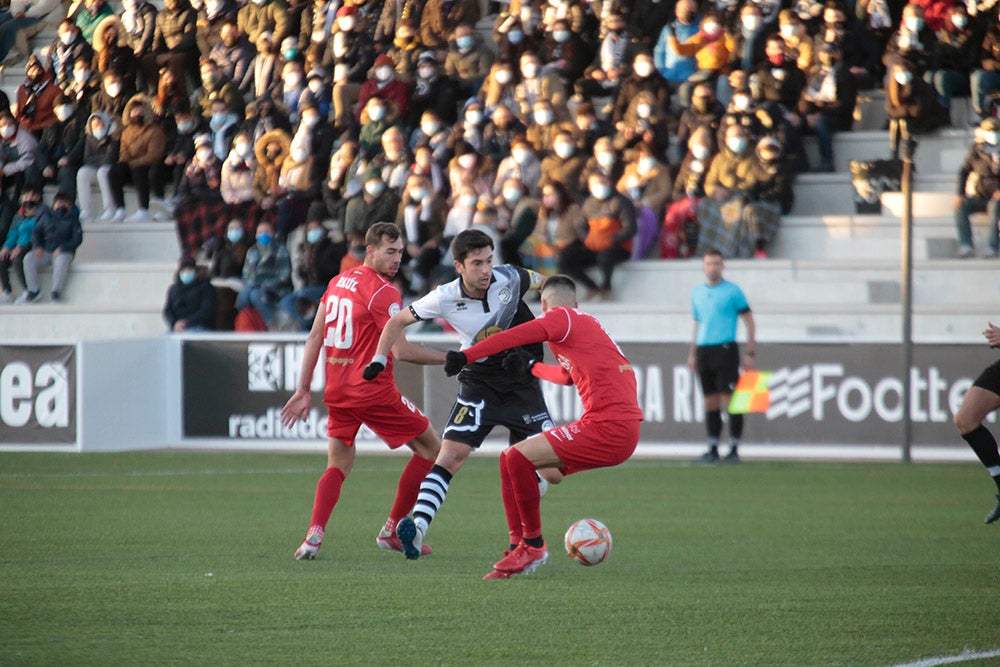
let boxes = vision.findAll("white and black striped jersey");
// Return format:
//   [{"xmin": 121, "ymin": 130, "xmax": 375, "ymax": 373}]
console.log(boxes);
[{"xmin": 410, "ymin": 265, "xmax": 546, "ymax": 392}]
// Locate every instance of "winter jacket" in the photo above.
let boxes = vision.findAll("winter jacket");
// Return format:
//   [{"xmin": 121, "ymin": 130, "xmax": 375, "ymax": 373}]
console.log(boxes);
[
  {"xmin": 443, "ymin": 40, "xmax": 491, "ymax": 83},
  {"xmin": 539, "ymin": 153, "xmax": 588, "ymax": 192},
  {"xmin": 237, "ymin": 0, "xmax": 290, "ymax": 45},
  {"xmin": 33, "ymin": 206, "xmax": 84, "ymax": 254},
  {"xmin": 295, "ymin": 237, "xmax": 342, "ymax": 287},
  {"xmin": 344, "ymin": 191, "xmax": 402, "ymax": 239},
  {"xmin": 122, "ymin": 1, "xmax": 158, "ymax": 54},
  {"xmin": 242, "ymin": 242, "xmax": 293, "ymax": 301},
  {"xmin": 163, "ymin": 275, "xmax": 217, "ymax": 330},
  {"xmin": 611, "ymin": 73, "xmax": 672, "ymax": 125},
  {"xmin": 579, "ymin": 192, "xmax": 637, "ymax": 253},
  {"xmin": 177, "ymin": 156, "xmax": 223, "ymax": 201},
  {"xmin": 672, "ymin": 154, "xmax": 714, "ymax": 201},
  {"xmin": 752, "ymin": 59, "xmax": 807, "ymax": 111},
  {"xmin": 16, "ymin": 71, "xmax": 60, "ymax": 134},
  {"xmin": 48, "ymin": 36, "xmax": 94, "ymax": 89},
  {"xmin": 420, "ymin": 0, "xmax": 480, "ymax": 51},
  {"xmin": 36, "ymin": 112, "xmax": 87, "ymax": 172},
  {"xmin": 357, "ymin": 78, "xmax": 409, "ymax": 123},
  {"xmin": 73, "ymin": 1, "xmax": 114, "ymax": 43},
  {"xmin": 209, "ymin": 38, "xmax": 257, "ymax": 95},
  {"xmin": 933, "ymin": 24, "xmax": 981, "ymax": 72},
  {"xmin": 797, "ymin": 63, "xmax": 858, "ymax": 131},
  {"xmin": 885, "ymin": 74, "xmax": 949, "ymax": 132},
  {"xmin": 654, "ymin": 17, "xmax": 701, "ymax": 83},
  {"xmin": 617, "ymin": 162, "xmax": 674, "ymax": 218},
  {"xmin": 0, "ymin": 124, "xmax": 40, "ymax": 176},
  {"xmin": 119, "ymin": 95, "xmax": 167, "ymax": 168},
  {"xmin": 152, "ymin": 3, "xmax": 198, "ymax": 53},
  {"xmin": 3, "ymin": 208, "xmax": 46, "ymax": 250},
  {"xmin": 704, "ymin": 147, "xmax": 759, "ymax": 198},
  {"xmin": 669, "ymin": 21, "xmax": 735, "ymax": 73},
  {"xmin": 220, "ymin": 151, "xmax": 257, "ymax": 204},
  {"xmin": 957, "ymin": 144, "xmax": 1000, "ymax": 199},
  {"xmin": 252, "ymin": 129, "xmax": 291, "ymax": 201},
  {"xmin": 395, "ymin": 193, "xmax": 447, "ymax": 247}
]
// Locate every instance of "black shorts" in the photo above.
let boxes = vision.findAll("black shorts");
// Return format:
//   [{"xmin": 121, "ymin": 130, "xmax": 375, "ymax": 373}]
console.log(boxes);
[
  {"xmin": 696, "ymin": 343, "xmax": 741, "ymax": 395},
  {"xmin": 443, "ymin": 379, "xmax": 553, "ymax": 449},
  {"xmin": 974, "ymin": 358, "xmax": 1000, "ymax": 395}
]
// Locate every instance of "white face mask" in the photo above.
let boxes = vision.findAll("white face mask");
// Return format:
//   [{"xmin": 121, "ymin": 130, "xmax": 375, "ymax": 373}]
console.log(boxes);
[
  {"xmin": 59, "ymin": 33, "xmax": 74, "ymax": 46},
  {"xmin": 365, "ymin": 181, "xmax": 385, "ymax": 196},
  {"xmin": 636, "ymin": 103, "xmax": 651, "ymax": 118},
  {"xmin": 780, "ymin": 24, "xmax": 796, "ymax": 38},
  {"xmin": 634, "ymin": 62, "xmax": 653, "ymax": 77},
  {"xmin": 301, "ymin": 114, "xmax": 319, "ymax": 128},
  {"xmin": 235, "ymin": 142, "xmax": 251, "ymax": 157},
  {"xmin": 421, "ymin": 121, "xmax": 440, "ymax": 135},
  {"xmin": 418, "ymin": 65, "xmax": 435, "ymax": 79},
  {"xmin": 376, "ymin": 66, "xmax": 394, "ymax": 81},
  {"xmin": 512, "ymin": 148, "xmax": 530, "ymax": 164},
  {"xmin": 495, "ymin": 70, "xmax": 512, "ymax": 84},
  {"xmin": 596, "ymin": 151, "xmax": 615, "ymax": 168},
  {"xmin": 292, "ymin": 148, "xmax": 308, "ymax": 161},
  {"xmin": 522, "ymin": 63, "xmax": 538, "ymax": 78},
  {"xmin": 742, "ymin": 16, "xmax": 761, "ymax": 31},
  {"xmin": 106, "ymin": 84, "xmax": 122, "ymax": 97},
  {"xmin": 726, "ymin": 137, "xmax": 747, "ymax": 153},
  {"xmin": 733, "ymin": 96, "xmax": 751, "ymax": 111},
  {"xmin": 692, "ymin": 145, "xmax": 710, "ymax": 159},
  {"xmin": 338, "ymin": 18, "xmax": 355, "ymax": 31},
  {"xmin": 55, "ymin": 105, "xmax": 74, "ymax": 122},
  {"xmin": 457, "ymin": 154, "xmax": 476, "ymax": 169},
  {"xmin": 638, "ymin": 157, "xmax": 656, "ymax": 173},
  {"xmin": 534, "ymin": 110, "xmax": 553, "ymax": 125},
  {"xmin": 74, "ymin": 70, "xmax": 90, "ymax": 83},
  {"xmin": 307, "ymin": 79, "xmax": 322, "ymax": 94},
  {"xmin": 459, "ymin": 194, "xmax": 477, "ymax": 207},
  {"xmin": 466, "ymin": 110, "xmax": 483, "ymax": 124},
  {"xmin": 198, "ymin": 147, "xmax": 214, "ymax": 162},
  {"xmin": 285, "ymin": 74, "xmax": 301, "ymax": 88},
  {"xmin": 368, "ymin": 106, "xmax": 385, "ymax": 121},
  {"xmin": 554, "ymin": 142, "xmax": 574, "ymax": 159},
  {"xmin": 703, "ymin": 21, "xmax": 720, "ymax": 34},
  {"xmin": 952, "ymin": 15, "xmax": 968, "ymax": 28},
  {"xmin": 0, "ymin": 125, "xmax": 14, "ymax": 140},
  {"xmin": 894, "ymin": 70, "xmax": 913, "ymax": 85},
  {"xmin": 590, "ymin": 184, "xmax": 611, "ymax": 200},
  {"xmin": 502, "ymin": 187, "xmax": 522, "ymax": 202}
]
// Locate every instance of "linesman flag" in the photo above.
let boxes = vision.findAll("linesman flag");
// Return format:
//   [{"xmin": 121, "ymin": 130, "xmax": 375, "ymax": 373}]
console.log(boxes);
[{"xmin": 728, "ymin": 370, "xmax": 772, "ymax": 414}]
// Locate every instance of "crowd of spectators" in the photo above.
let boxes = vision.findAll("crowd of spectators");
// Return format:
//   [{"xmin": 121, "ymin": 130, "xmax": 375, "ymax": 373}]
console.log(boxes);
[{"xmin": 0, "ymin": 0, "xmax": 995, "ymax": 322}]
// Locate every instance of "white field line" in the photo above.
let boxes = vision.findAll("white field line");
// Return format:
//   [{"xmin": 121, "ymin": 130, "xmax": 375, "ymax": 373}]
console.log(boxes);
[
  {"xmin": 0, "ymin": 467, "xmax": 319, "ymax": 480},
  {"xmin": 892, "ymin": 649, "xmax": 1000, "ymax": 667}
]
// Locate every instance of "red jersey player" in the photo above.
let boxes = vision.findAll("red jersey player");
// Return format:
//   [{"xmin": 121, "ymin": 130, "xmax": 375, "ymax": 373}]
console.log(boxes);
[
  {"xmin": 280, "ymin": 222, "xmax": 445, "ymax": 560},
  {"xmin": 443, "ymin": 274, "xmax": 644, "ymax": 579}
]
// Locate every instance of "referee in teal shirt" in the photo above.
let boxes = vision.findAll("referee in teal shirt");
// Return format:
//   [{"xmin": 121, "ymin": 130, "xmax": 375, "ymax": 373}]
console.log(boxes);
[{"xmin": 687, "ymin": 249, "xmax": 756, "ymax": 464}]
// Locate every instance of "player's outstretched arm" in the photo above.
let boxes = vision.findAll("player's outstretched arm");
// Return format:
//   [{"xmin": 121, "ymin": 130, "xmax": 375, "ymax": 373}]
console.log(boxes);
[
  {"xmin": 365, "ymin": 307, "xmax": 419, "ymax": 380},
  {"xmin": 461, "ymin": 317, "xmax": 550, "ymax": 362},
  {"xmin": 985, "ymin": 321, "xmax": 1000, "ymax": 348},
  {"xmin": 281, "ymin": 305, "xmax": 324, "ymax": 426},
  {"xmin": 392, "ymin": 330, "xmax": 447, "ymax": 365}
]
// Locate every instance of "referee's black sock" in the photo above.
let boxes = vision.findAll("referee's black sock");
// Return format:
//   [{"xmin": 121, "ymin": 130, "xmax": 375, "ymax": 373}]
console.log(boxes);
[
  {"xmin": 962, "ymin": 425, "xmax": 1000, "ymax": 493},
  {"xmin": 706, "ymin": 410, "xmax": 722, "ymax": 455}
]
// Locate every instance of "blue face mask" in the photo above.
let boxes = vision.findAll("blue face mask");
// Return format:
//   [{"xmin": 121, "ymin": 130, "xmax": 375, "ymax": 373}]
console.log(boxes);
[
  {"xmin": 456, "ymin": 36, "xmax": 474, "ymax": 50},
  {"xmin": 307, "ymin": 228, "xmax": 325, "ymax": 243},
  {"xmin": 257, "ymin": 232, "xmax": 273, "ymax": 247},
  {"xmin": 227, "ymin": 228, "xmax": 244, "ymax": 243},
  {"xmin": 179, "ymin": 270, "xmax": 196, "ymax": 284}
]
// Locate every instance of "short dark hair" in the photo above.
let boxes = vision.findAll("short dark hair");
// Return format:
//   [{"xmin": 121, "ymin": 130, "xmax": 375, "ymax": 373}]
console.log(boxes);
[
  {"xmin": 451, "ymin": 229, "xmax": 493, "ymax": 264},
  {"xmin": 541, "ymin": 274, "xmax": 576, "ymax": 298},
  {"xmin": 53, "ymin": 191, "xmax": 73, "ymax": 203},
  {"xmin": 703, "ymin": 248, "xmax": 723, "ymax": 259},
  {"xmin": 366, "ymin": 221, "xmax": 401, "ymax": 247}
]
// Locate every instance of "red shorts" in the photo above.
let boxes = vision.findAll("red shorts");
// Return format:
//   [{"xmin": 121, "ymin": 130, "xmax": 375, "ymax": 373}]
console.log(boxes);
[
  {"xmin": 544, "ymin": 417, "xmax": 640, "ymax": 476},
  {"xmin": 326, "ymin": 394, "xmax": 429, "ymax": 448}
]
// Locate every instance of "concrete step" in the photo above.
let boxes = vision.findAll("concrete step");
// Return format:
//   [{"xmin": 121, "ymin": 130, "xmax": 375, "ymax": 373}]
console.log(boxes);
[
  {"xmin": 0, "ymin": 305, "xmax": 164, "ymax": 340},
  {"xmin": 75, "ymin": 221, "xmax": 181, "ymax": 263},
  {"xmin": 6, "ymin": 260, "xmax": 176, "ymax": 308},
  {"xmin": 791, "ymin": 172, "xmax": 955, "ymax": 217},
  {"xmin": 804, "ymin": 128, "xmax": 973, "ymax": 175}
]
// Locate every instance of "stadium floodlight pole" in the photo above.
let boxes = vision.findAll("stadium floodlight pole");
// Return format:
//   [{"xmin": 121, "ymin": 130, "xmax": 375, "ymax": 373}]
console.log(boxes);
[{"xmin": 900, "ymin": 142, "xmax": 914, "ymax": 464}]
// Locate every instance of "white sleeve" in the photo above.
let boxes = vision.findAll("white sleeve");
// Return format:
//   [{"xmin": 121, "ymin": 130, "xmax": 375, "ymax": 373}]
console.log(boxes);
[{"xmin": 408, "ymin": 287, "xmax": 444, "ymax": 321}]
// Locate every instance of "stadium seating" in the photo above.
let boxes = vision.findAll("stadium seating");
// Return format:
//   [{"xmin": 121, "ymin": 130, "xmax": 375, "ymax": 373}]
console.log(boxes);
[{"xmin": 0, "ymin": 16, "xmax": 990, "ymax": 345}]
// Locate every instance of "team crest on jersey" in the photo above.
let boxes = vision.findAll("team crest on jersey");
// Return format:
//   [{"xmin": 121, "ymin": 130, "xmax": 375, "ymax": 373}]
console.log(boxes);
[
  {"xmin": 389, "ymin": 303, "xmax": 400, "ymax": 316},
  {"xmin": 497, "ymin": 287, "xmax": 512, "ymax": 304},
  {"xmin": 475, "ymin": 325, "xmax": 504, "ymax": 342}
]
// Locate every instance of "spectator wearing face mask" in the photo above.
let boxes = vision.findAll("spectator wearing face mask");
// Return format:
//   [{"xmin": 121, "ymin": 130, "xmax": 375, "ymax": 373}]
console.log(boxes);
[
  {"xmin": 525, "ymin": 99, "xmax": 570, "ymax": 154},
  {"xmin": 539, "ymin": 0, "xmax": 586, "ymax": 39},
  {"xmin": 494, "ymin": 17, "xmax": 535, "ymax": 67},
  {"xmin": 375, "ymin": 0, "xmax": 409, "ymax": 47},
  {"xmin": 668, "ymin": 12, "xmax": 734, "ymax": 106},
  {"xmin": 613, "ymin": 90, "xmax": 671, "ymax": 158},
  {"xmin": 494, "ymin": 136, "xmax": 541, "ymax": 198},
  {"xmin": 118, "ymin": 94, "xmax": 167, "ymax": 224},
  {"xmin": 883, "ymin": 4, "xmax": 939, "ymax": 79},
  {"xmin": 90, "ymin": 70, "xmax": 133, "ymax": 130},
  {"xmin": 152, "ymin": 66, "xmax": 189, "ymax": 133},
  {"xmin": 163, "ymin": 102, "xmax": 203, "ymax": 200},
  {"xmin": 205, "ymin": 98, "xmax": 241, "ymax": 161},
  {"xmin": 386, "ymin": 21, "xmax": 423, "ymax": 83},
  {"xmin": 357, "ymin": 95, "xmax": 399, "ymax": 158},
  {"xmin": 570, "ymin": 102, "xmax": 611, "ymax": 158},
  {"xmin": 0, "ymin": 185, "xmax": 46, "ymax": 304},
  {"xmin": 344, "ymin": 169, "xmax": 401, "ymax": 248},
  {"xmin": 540, "ymin": 129, "xmax": 587, "ymax": 192},
  {"xmin": 250, "ymin": 31, "xmax": 282, "ymax": 101},
  {"xmin": 370, "ymin": 125, "xmax": 411, "ymax": 194},
  {"xmin": 22, "ymin": 191, "xmax": 82, "ymax": 303},
  {"xmin": 175, "ymin": 133, "xmax": 226, "ymax": 256},
  {"xmin": 776, "ymin": 9, "xmax": 814, "ymax": 73},
  {"xmin": 444, "ymin": 25, "xmax": 491, "ymax": 100},
  {"xmin": 396, "ymin": 172, "xmax": 447, "ymax": 295},
  {"xmin": 278, "ymin": 218, "xmax": 344, "ymax": 329},
  {"xmin": 953, "ymin": 118, "xmax": 1000, "ymax": 258},
  {"xmin": 663, "ymin": 126, "xmax": 716, "ymax": 259},
  {"xmin": 885, "ymin": 57, "xmax": 948, "ymax": 159},
  {"xmin": 76, "ymin": 111, "xmax": 122, "ymax": 223},
  {"xmin": 15, "ymin": 55, "xmax": 60, "ymax": 136},
  {"xmin": 164, "ymin": 255, "xmax": 217, "ymax": 332},
  {"xmin": 513, "ymin": 51, "xmax": 567, "ymax": 123},
  {"xmin": 92, "ymin": 16, "xmax": 140, "ymax": 93},
  {"xmin": 677, "ymin": 82, "xmax": 725, "ymax": 159},
  {"xmin": 752, "ymin": 34, "xmax": 808, "ymax": 113},
  {"xmin": 447, "ymin": 142, "xmax": 491, "ymax": 202},
  {"xmin": 144, "ymin": 0, "xmax": 199, "ymax": 93},
  {"xmin": 236, "ymin": 220, "xmax": 292, "ymax": 329},
  {"xmin": 324, "ymin": 5, "xmax": 376, "ymax": 129},
  {"xmin": 541, "ymin": 18, "xmax": 589, "ymax": 84},
  {"xmin": 197, "ymin": 57, "xmax": 246, "ymax": 122},
  {"xmin": 48, "ymin": 20, "xmax": 94, "ymax": 92},
  {"xmin": 521, "ymin": 180, "xmax": 584, "ymax": 275},
  {"xmin": 744, "ymin": 136, "xmax": 793, "ymax": 258},
  {"xmin": 220, "ymin": 132, "xmax": 264, "ymax": 232},
  {"xmin": 409, "ymin": 51, "xmax": 458, "ymax": 127},
  {"xmin": 252, "ymin": 128, "xmax": 290, "ymax": 224},
  {"xmin": 358, "ymin": 53, "xmax": 410, "ymax": 123},
  {"xmin": 409, "ymin": 110, "xmax": 451, "ymax": 165},
  {"xmin": 208, "ymin": 217, "xmax": 251, "ymax": 329},
  {"xmin": 719, "ymin": 4, "xmax": 772, "ymax": 103},
  {"xmin": 493, "ymin": 175, "xmax": 538, "ymax": 267},
  {"xmin": 447, "ymin": 99, "xmax": 486, "ymax": 153},
  {"xmin": 612, "ymin": 52, "xmax": 672, "ymax": 126},
  {"xmin": 580, "ymin": 136, "xmax": 625, "ymax": 194},
  {"xmin": 480, "ymin": 61, "xmax": 520, "ymax": 120},
  {"xmin": 121, "ymin": 0, "xmax": 159, "ymax": 67},
  {"xmin": 558, "ymin": 172, "xmax": 636, "ymax": 301},
  {"xmin": 654, "ymin": 0, "xmax": 701, "ymax": 95},
  {"xmin": 273, "ymin": 60, "xmax": 307, "ymax": 124},
  {"xmin": 275, "ymin": 136, "xmax": 316, "ymax": 239},
  {"xmin": 420, "ymin": 0, "xmax": 480, "ymax": 53},
  {"xmin": 197, "ymin": 0, "xmax": 239, "ymax": 54},
  {"xmin": 617, "ymin": 141, "xmax": 672, "ymax": 259},
  {"xmin": 797, "ymin": 41, "xmax": 857, "ymax": 173},
  {"xmin": 482, "ymin": 104, "xmax": 526, "ymax": 163},
  {"xmin": 927, "ymin": 7, "xmax": 980, "ymax": 111},
  {"xmin": 696, "ymin": 124, "xmax": 762, "ymax": 258},
  {"xmin": 33, "ymin": 96, "xmax": 86, "ymax": 199},
  {"xmin": 717, "ymin": 87, "xmax": 763, "ymax": 148}
]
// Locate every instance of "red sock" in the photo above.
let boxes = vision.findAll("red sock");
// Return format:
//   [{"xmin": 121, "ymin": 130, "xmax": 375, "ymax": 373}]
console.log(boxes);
[
  {"xmin": 310, "ymin": 467, "xmax": 346, "ymax": 528},
  {"xmin": 499, "ymin": 451, "xmax": 522, "ymax": 546},
  {"xmin": 506, "ymin": 448, "xmax": 542, "ymax": 541},
  {"xmin": 388, "ymin": 454, "xmax": 435, "ymax": 523}
]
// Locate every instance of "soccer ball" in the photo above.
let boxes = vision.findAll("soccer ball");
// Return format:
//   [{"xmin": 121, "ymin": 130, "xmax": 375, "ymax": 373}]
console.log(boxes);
[{"xmin": 564, "ymin": 518, "xmax": 612, "ymax": 566}]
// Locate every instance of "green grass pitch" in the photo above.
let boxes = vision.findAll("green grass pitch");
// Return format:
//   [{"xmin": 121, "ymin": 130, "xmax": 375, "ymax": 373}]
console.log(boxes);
[{"xmin": 1, "ymin": 451, "xmax": 998, "ymax": 666}]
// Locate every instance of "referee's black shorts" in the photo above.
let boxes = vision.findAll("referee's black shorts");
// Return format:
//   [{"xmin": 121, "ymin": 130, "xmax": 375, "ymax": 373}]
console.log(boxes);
[
  {"xmin": 696, "ymin": 342, "xmax": 741, "ymax": 395},
  {"xmin": 974, "ymin": 358, "xmax": 1000, "ymax": 395}
]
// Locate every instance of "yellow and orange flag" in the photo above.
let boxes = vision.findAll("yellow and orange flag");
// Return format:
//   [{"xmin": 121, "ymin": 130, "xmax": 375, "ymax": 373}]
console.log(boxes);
[{"xmin": 728, "ymin": 370, "xmax": 772, "ymax": 414}]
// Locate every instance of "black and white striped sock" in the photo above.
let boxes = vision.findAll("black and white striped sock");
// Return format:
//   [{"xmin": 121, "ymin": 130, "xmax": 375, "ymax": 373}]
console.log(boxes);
[{"xmin": 413, "ymin": 465, "xmax": 453, "ymax": 535}]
